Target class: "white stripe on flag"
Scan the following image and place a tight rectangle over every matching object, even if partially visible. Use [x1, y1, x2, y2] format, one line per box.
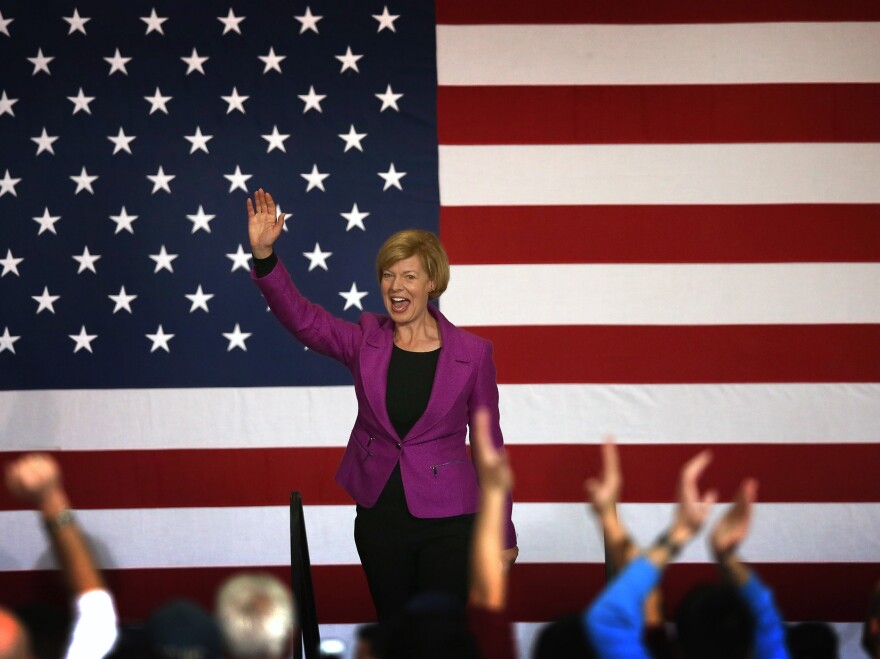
[436, 23, 880, 85]
[5, 503, 879, 570]
[438, 144, 880, 205]
[443, 263, 880, 325]
[3, 383, 879, 450]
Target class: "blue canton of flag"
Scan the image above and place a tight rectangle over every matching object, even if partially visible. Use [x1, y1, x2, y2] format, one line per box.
[0, 0, 439, 389]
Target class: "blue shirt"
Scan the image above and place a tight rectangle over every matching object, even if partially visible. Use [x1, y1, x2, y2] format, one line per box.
[585, 556, 788, 659]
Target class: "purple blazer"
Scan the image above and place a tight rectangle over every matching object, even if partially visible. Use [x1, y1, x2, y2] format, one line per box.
[253, 258, 516, 548]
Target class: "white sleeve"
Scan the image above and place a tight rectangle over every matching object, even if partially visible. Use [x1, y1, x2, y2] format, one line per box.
[64, 589, 119, 659]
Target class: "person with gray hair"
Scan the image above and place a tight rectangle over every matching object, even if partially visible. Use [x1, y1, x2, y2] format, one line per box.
[215, 573, 296, 659]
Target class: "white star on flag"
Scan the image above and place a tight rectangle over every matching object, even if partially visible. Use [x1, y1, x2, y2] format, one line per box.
[184, 127, 213, 154]
[338, 125, 367, 152]
[339, 282, 369, 311]
[28, 48, 54, 75]
[104, 49, 131, 75]
[259, 47, 286, 74]
[69, 326, 97, 354]
[294, 7, 322, 34]
[147, 166, 175, 194]
[32, 287, 61, 314]
[67, 88, 95, 115]
[0, 91, 18, 117]
[378, 163, 406, 191]
[301, 164, 329, 192]
[31, 128, 58, 155]
[226, 244, 252, 272]
[0, 169, 21, 196]
[0, 249, 23, 277]
[110, 207, 139, 234]
[217, 8, 245, 34]
[303, 243, 332, 271]
[149, 245, 178, 273]
[181, 48, 208, 75]
[341, 203, 369, 232]
[223, 324, 252, 351]
[336, 46, 363, 73]
[221, 87, 249, 114]
[70, 167, 98, 194]
[109, 286, 137, 314]
[140, 8, 167, 34]
[62, 9, 90, 35]
[107, 127, 136, 155]
[146, 325, 175, 353]
[186, 285, 214, 313]
[373, 6, 400, 32]
[33, 208, 61, 235]
[72, 246, 101, 274]
[375, 84, 403, 112]
[0, 327, 20, 354]
[262, 126, 290, 153]
[0, 11, 13, 37]
[187, 206, 215, 233]
[145, 87, 172, 114]
[298, 86, 326, 113]
[224, 166, 252, 193]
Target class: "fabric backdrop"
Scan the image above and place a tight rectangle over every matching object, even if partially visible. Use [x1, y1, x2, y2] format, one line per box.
[1, 0, 879, 650]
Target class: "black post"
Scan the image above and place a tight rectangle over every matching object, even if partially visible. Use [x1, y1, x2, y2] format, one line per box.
[290, 491, 320, 659]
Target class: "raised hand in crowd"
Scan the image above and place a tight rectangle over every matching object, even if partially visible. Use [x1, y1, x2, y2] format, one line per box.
[5, 453, 118, 659]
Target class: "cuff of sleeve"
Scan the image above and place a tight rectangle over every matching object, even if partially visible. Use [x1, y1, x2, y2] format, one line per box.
[253, 251, 278, 278]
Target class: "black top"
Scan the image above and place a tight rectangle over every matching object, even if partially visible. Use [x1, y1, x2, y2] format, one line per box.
[386, 344, 441, 439]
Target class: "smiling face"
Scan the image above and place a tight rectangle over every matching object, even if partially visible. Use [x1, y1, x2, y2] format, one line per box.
[381, 255, 434, 327]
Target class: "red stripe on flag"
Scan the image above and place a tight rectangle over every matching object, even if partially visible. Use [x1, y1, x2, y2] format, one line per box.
[2, 563, 875, 623]
[475, 325, 880, 384]
[506, 443, 880, 504]
[2, 444, 877, 510]
[441, 205, 880, 265]
[438, 84, 880, 145]
[435, 0, 880, 24]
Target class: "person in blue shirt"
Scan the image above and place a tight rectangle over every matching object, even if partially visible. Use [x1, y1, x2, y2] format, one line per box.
[584, 441, 788, 659]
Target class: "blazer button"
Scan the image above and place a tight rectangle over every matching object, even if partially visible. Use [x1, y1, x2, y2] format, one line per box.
[395, 441, 402, 450]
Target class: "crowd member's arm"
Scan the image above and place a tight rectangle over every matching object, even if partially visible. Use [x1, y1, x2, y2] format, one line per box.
[585, 441, 666, 650]
[469, 341, 517, 567]
[469, 409, 512, 612]
[467, 409, 517, 659]
[585, 449, 717, 659]
[711, 479, 788, 659]
[5, 454, 118, 659]
[585, 440, 637, 570]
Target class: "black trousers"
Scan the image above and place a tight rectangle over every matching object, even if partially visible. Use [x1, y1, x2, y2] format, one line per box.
[354, 465, 476, 621]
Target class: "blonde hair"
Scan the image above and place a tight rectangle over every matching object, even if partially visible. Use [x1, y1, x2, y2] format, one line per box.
[375, 229, 449, 300]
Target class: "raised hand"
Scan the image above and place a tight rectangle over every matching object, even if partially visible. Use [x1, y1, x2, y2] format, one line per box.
[247, 188, 286, 259]
[711, 478, 758, 560]
[585, 437, 621, 515]
[5, 453, 66, 511]
[472, 409, 513, 494]
[471, 408, 518, 571]
[673, 450, 718, 538]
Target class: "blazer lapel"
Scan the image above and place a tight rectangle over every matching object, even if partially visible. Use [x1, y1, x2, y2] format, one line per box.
[403, 305, 472, 442]
[359, 322, 398, 439]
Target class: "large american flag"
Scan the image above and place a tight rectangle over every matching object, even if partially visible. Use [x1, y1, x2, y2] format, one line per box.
[2, 0, 879, 655]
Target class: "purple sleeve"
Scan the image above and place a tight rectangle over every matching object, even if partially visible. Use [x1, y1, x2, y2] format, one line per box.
[251, 256, 361, 368]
